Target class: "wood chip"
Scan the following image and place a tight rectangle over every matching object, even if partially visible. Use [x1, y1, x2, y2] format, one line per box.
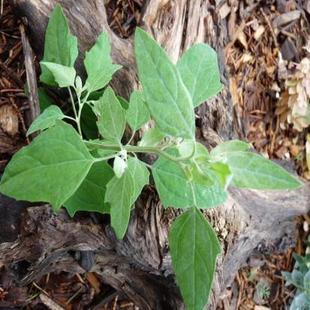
[86, 272, 101, 294]
[272, 10, 301, 28]
[254, 25, 265, 41]
[39, 294, 65, 310]
[237, 31, 248, 49]
[280, 37, 299, 61]
[0, 104, 19, 136]
[219, 3, 231, 19]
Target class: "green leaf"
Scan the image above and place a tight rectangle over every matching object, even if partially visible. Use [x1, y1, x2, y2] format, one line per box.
[127, 157, 149, 202]
[27, 105, 65, 136]
[211, 140, 251, 158]
[138, 127, 165, 147]
[40, 4, 78, 85]
[0, 121, 94, 209]
[64, 161, 114, 216]
[105, 157, 149, 239]
[152, 152, 227, 209]
[135, 28, 195, 139]
[290, 293, 310, 310]
[38, 88, 55, 111]
[80, 104, 98, 139]
[126, 91, 150, 131]
[93, 87, 126, 143]
[304, 270, 310, 294]
[176, 140, 195, 158]
[192, 143, 211, 163]
[226, 152, 302, 189]
[41, 62, 76, 87]
[177, 44, 222, 107]
[169, 207, 221, 310]
[118, 96, 129, 110]
[84, 32, 121, 92]
[209, 162, 232, 189]
[105, 168, 134, 239]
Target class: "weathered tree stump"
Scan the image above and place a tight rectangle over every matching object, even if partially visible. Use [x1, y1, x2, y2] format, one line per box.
[0, 1, 309, 309]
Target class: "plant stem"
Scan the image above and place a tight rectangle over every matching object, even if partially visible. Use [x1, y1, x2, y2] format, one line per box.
[75, 90, 91, 137]
[93, 154, 117, 163]
[84, 140, 195, 162]
[63, 115, 78, 123]
[68, 87, 78, 119]
[126, 130, 136, 145]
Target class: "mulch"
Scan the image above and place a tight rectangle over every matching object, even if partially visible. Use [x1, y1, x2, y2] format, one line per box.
[220, 0, 310, 308]
[0, 0, 309, 309]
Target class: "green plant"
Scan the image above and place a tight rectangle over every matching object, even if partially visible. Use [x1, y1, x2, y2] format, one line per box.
[0, 5, 302, 310]
[283, 236, 310, 310]
[255, 280, 270, 300]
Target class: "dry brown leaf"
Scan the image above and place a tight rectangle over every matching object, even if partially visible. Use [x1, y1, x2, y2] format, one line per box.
[254, 25, 265, 41]
[237, 31, 248, 49]
[306, 134, 310, 173]
[0, 104, 19, 136]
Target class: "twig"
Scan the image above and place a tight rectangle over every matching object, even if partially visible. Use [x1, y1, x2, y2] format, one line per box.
[260, 8, 279, 48]
[66, 284, 83, 305]
[112, 295, 118, 310]
[0, 61, 24, 88]
[39, 293, 65, 310]
[92, 292, 118, 310]
[20, 24, 40, 128]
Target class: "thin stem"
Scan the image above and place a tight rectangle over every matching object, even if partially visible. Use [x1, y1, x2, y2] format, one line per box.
[126, 130, 136, 145]
[63, 115, 78, 123]
[93, 154, 117, 163]
[84, 140, 196, 162]
[68, 87, 78, 119]
[75, 90, 91, 137]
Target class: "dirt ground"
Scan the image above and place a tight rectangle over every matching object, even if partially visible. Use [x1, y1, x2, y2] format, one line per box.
[0, 0, 309, 309]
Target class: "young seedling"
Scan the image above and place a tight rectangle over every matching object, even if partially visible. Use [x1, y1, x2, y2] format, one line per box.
[0, 5, 302, 310]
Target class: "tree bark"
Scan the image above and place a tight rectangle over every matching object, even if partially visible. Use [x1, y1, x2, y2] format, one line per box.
[1, 1, 309, 309]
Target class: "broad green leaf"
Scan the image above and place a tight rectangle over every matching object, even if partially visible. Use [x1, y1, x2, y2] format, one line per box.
[127, 157, 149, 202]
[226, 152, 302, 189]
[209, 162, 232, 189]
[169, 207, 221, 310]
[0, 121, 94, 209]
[64, 161, 114, 216]
[38, 88, 55, 111]
[84, 32, 121, 92]
[193, 143, 211, 164]
[139, 127, 165, 147]
[176, 140, 195, 158]
[135, 28, 195, 139]
[40, 5, 78, 85]
[304, 270, 310, 294]
[118, 96, 129, 110]
[290, 293, 310, 310]
[27, 105, 65, 136]
[211, 140, 251, 158]
[126, 91, 150, 131]
[80, 104, 98, 139]
[105, 157, 149, 239]
[177, 44, 222, 107]
[105, 168, 134, 239]
[41, 62, 76, 88]
[152, 152, 227, 209]
[93, 87, 126, 143]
